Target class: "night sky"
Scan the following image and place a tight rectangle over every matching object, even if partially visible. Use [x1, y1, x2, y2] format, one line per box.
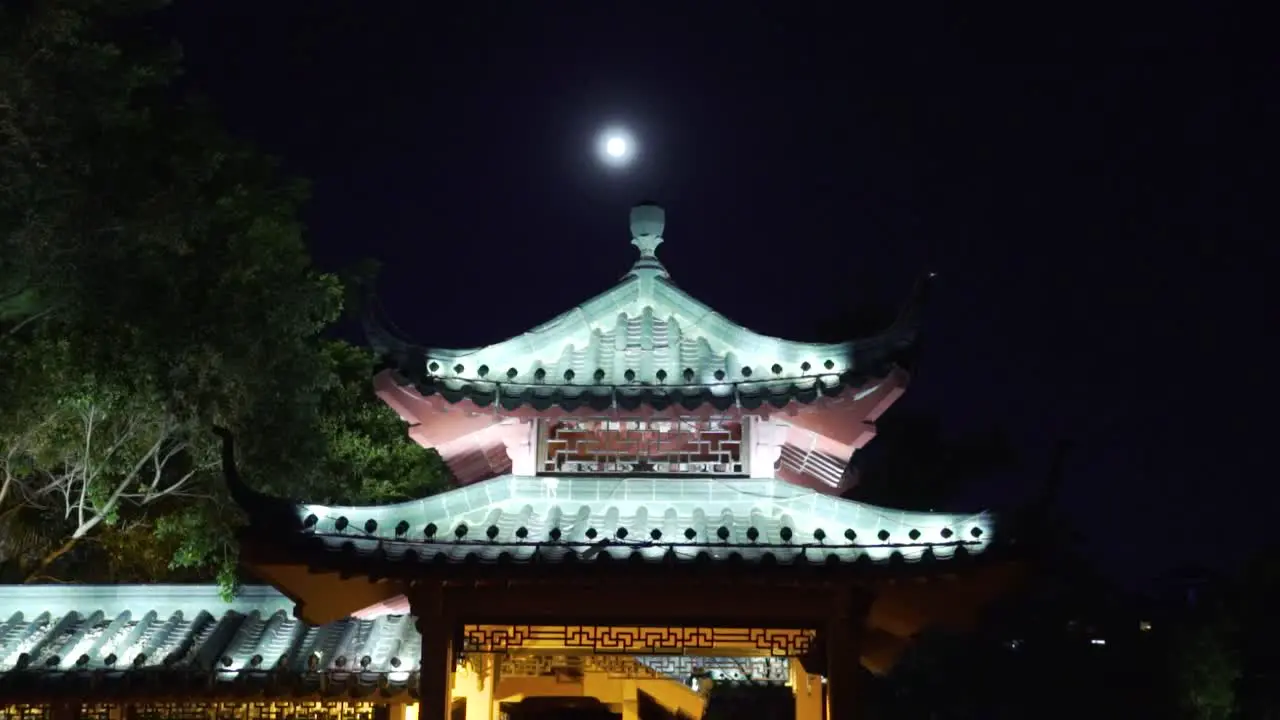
[166, 3, 1267, 585]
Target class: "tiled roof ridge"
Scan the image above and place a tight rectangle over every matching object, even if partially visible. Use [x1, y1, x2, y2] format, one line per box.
[0, 592, 425, 700]
[387, 368, 884, 416]
[296, 533, 988, 554]
[267, 473, 995, 569]
[0, 585, 291, 619]
[364, 273, 930, 412]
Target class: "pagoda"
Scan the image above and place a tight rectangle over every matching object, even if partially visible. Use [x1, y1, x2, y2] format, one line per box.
[236, 203, 1015, 719]
[0, 204, 1017, 720]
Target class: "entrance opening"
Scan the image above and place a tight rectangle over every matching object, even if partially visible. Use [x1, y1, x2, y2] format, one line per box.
[453, 624, 822, 720]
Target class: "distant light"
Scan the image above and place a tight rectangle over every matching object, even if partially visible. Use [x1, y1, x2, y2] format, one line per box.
[597, 127, 636, 168]
[1090, 638, 1107, 646]
[1139, 620, 1153, 632]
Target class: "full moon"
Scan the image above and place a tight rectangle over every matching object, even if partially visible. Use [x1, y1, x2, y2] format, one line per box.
[596, 127, 636, 168]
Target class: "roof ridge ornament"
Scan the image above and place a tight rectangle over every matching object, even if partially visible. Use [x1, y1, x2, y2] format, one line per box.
[626, 201, 669, 280]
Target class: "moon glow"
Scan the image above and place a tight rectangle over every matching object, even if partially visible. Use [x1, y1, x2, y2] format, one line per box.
[597, 127, 636, 168]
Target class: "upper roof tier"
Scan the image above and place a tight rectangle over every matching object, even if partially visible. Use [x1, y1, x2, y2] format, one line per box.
[367, 202, 929, 414]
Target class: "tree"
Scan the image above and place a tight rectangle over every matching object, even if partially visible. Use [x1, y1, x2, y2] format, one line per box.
[1169, 607, 1240, 720]
[848, 411, 1017, 509]
[0, 0, 448, 591]
[813, 295, 1018, 511]
[1231, 548, 1280, 718]
[0, 340, 215, 580]
[151, 342, 451, 591]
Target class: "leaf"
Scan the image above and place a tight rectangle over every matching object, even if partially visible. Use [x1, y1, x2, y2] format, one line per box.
[0, 1, 446, 589]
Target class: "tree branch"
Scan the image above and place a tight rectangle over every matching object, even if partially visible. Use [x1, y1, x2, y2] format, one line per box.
[0, 302, 60, 339]
[70, 431, 167, 540]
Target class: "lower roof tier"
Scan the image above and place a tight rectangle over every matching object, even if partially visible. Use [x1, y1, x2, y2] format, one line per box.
[288, 474, 994, 568]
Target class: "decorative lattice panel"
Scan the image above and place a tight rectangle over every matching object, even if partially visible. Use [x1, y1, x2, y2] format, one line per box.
[496, 654, 586, 681]
[77, 706, 116, 720]
[496, 654, 789, 685]
[636, 655, 790, 685]
[462, 625, 814, 657]
[539, 419, 745, 475]
[130, 702, 380, 720]
[132, 704, 217, 720]
[0, 706, 49, 720]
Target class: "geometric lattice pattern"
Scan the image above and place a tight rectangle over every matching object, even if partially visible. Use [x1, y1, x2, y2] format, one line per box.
[540, 418, 746, 476]
[638, 656, 791, 685]
[128, 702, 379, 720]
[0, 705, 380, 720]
[496, 654, 789, 685]
[462, 625, 814, 657]
[0, 706, 49, 720]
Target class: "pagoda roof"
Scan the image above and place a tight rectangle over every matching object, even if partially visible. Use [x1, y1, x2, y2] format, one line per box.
[366, 203, 929, 415]
[0, 585, 421, 701]
[253, 474, 993, 573]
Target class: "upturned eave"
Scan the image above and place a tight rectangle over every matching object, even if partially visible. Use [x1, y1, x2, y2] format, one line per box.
[364, 271, 931, 412]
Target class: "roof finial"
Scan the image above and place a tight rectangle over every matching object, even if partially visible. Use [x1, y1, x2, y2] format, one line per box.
[630, 201, 665, 258]
[627, 201, 668, 279]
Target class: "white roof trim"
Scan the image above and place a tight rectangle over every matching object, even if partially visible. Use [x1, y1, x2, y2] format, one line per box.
[425, 277, 857, 389]
[298, 475, 992, 566]
[0, 585, 293, 620]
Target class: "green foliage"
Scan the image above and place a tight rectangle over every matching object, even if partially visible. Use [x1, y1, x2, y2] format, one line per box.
[1169, 609, 1240, 720]
[309, 341, 451, 505]
[0, 0, 447, 591]
[1231, 550, 1280, 716]
[153, 342, 450, 594]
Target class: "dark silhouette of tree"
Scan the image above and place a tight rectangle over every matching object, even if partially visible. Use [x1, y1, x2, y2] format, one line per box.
[846, 411, 1018, 510]
[813, 294, 1017, 511]
[1168, 604, 1239, 720]
[1230, 548, 1280, 718]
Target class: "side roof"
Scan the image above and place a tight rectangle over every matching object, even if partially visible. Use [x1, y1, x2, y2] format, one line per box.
[0, 585, 421, 701]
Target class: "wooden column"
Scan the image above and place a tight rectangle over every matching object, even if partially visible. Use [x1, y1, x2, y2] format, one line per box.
[464, 655, 496, 720]
[413, 582, 455, 720]
[620, 678, 640, 720]
[791, 662, 824, 720]
[825, 588, 869, 720]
